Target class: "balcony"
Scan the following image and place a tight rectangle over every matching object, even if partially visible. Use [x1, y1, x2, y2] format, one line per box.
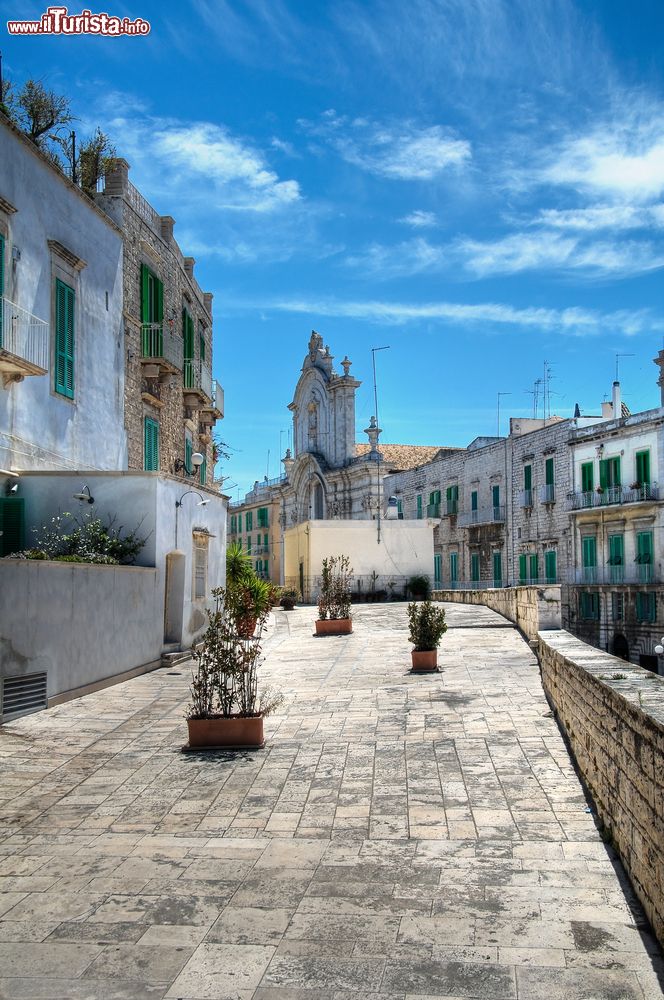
[183, 360, 212, 406]
[0, 297, 48, 386]
[519, 489, 533, 508]
[566, 483, 659, 511]
[140, 322, 182, 376]
[253, 544, 270, 555]
[571, 564, 655, 585]
[200, 378, 224, 426]
[539, 484, 555, 504]
[458, 505, 506, 527]
[426, 502, 441, 518]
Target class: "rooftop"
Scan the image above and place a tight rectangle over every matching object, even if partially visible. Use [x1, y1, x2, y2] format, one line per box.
[355, 442, 461, 470]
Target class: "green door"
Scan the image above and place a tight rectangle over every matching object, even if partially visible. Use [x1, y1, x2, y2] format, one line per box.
[471, 552, 480, 584]
[492, 485, 500, 511]
[493, 551, 502, 588]
[544, 550, 557, 584]
[529, 553, 538, 582]
[140, 264, 163, 356]
[519, 554, 527, 584]
[582, 536, 597, 582]
[581, 461, 594, 493]
[635, 451, 650, 488]
[608, 534, 624, 583]
[636, 531, 653, 583]
[0, 497, 25, 556]
[450, 552, 458, 589]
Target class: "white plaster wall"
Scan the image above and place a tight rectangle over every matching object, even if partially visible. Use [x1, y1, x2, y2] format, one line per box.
[0, 122, 126, 472]
[0, 559, 161, 699]
[572, 428, 658, 489]
[284, 519, 435, 592]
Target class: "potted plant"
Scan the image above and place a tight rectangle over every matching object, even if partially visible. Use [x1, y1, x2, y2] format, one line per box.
[316, 555, 353, 635]
[279, 588, 298, 610]
[185, 587, 283, 750]
[408, 574, 431, 600]
[226, 540, 252, 588]
[408, 600, 448, 671]
[227, 575, 272, 638]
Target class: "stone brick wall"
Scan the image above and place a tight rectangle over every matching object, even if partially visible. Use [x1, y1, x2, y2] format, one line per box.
[96, 164, 217, 487]
[538, 629, 664, 946]
[433, 585, 562, 641]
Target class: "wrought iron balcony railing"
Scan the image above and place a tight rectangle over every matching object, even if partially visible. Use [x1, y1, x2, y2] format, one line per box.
[0, 297, 49, 373]
[140, 322, 183, 369]
[519, 489, 533, 508]
[457, 505, 506, 527]
[183, 359, 212, 401]
[426, 502, 441, 518]
[539, 484, 556, 504]
[571, 565, 655, 585]
[566, 483, 659, 511]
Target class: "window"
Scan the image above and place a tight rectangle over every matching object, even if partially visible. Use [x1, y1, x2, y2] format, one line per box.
[397, 499, 403, 517]
[580, 592, 600, 620]
[636, 531, 653, 583]
[416, 494, 422, 519]
[524, 465, 532, 491]
[635, 592, 656, 622]
[434, 554, 442, 588]
[581, 461, 594, 493]
[544, 549, 557, 584]
[237, 512, 242, 533]
[246, 510, 253, 532]
[492, 484, 500, 510]
[471, 552, 480, 583]
[519, 554, 527, 585]
[184, 435, 193, 475]
[140, 263, 163, 357]
[445, 485, 458, 515]
[199, 321, 206, 363]
[599, 456, 621, 489]
[257, 507, 269, 528]
[582, 536, 597, 582]
[0, 497, 25, 556]
[608, 534, 624, 583]
[493, 551, 502, 588]
[542, 457, 555, 502]
[182, 307, 195, 387]
[230, 514, 237, 534]
[144, 417, 159, 471]
[545, 458, 554, 486]
[199, 457, 207, 486]
[193, 534, 208, 601]
[428, 490, 441, 516]
[247, 535, 252, 554]
[611, 593, 624, 620]
[635, 450, 650, 486]
[471, 490, 478, 512]
[529, 553, 538, 582]
[54, 278, 75, 398]
[450, 551, 458, 587]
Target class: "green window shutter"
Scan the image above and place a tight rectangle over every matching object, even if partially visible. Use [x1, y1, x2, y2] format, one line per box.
[545, 550, 557, 583]
[246, 511, 253, 531]
[230, 514, 236, 533]
[471, 490, 478, 511]
[524, 465, 532, 491]
[471, 552, 480, 583]
[199, 458, 207, 485]
[529, 553, 538, 581]
[434, 554, 441, 585]
[608, 456, 621, 486]
[582, 537, 597, 567]
[608, 534, 624, 566]
[545, 458, 554, 486]
[636, 593, 656, 622]
[416, 495, 422, 518]
[397, 499, 402, 515]
[637, 531, 653, 564]
[185, 437, 192, 475]
[450, 552, 458, 583]
[492, 485, 500, 508]
[264, 533, 268, 547]
[581, 462, 594, 492]
[493, 551, 502, 587]
[635, 450, 650, 485]
[0, 497, 25, 556]
[54, 279, 75, 398]
[599, 459, 608, 489]
[238, 513, 242, 533]
[519, 554, 527, 584]
[140, 263, 150, 324]
[199, 332, 205, 362]
[247, 535, 252, 554]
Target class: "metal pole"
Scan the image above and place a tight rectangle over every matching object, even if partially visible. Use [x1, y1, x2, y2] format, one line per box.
[371, 346, 390, 544]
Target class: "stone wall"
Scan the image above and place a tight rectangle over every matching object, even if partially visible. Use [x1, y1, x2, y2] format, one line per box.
[433, 585, 562, 641]
[538, 629, 664, 946]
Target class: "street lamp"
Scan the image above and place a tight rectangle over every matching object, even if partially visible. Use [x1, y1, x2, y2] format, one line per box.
[174, 489, 209, 548]
[654, 637, 664, 655]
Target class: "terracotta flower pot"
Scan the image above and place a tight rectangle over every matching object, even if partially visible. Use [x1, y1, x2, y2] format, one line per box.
[411, 649, 438, 670]
[315, 618, 353, 636]
[186, 715, 264, 750]
[236, 615, 258, 638]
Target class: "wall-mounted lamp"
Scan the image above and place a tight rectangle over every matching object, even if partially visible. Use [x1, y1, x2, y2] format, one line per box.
[11, 245, 21, 263]
[174, 452, 204, 477]
[72, 484, 95, 504]
[596, 444, 605, 457]
[4, 480, 18, 496]
[174, 489, 209, 548]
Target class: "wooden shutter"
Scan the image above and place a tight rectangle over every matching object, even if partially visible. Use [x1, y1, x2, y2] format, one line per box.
[416, 495, 422, 518]
[493, 551, 502, 586]
[599, 459, 608, 489]
[524, 465, 532, 490]
[185, 436, 192, 474]
[637, 531, 653, 564]
[608, 535, 623, 566]
[545, 550, 556, 583]
[529, 553, 538, 581]
[450, 552, 458, 582]
[492, 485, 500, 508]
[144, 418, 159, 470]
[581, 462, 593, 492]
[434, 554, 441, 585]
[582, 536, 596, 567]
[519, 554, 527, 584]
[55, 279, 75, 398]
[545, 458, 554, 486]
[636, 451, 650, 485]
[471, 553, 480, 582]
[0, 498, 25, 556]
[471, 490, 478, 511]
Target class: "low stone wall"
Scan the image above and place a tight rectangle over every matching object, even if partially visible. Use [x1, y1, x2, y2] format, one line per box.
[432, 585, 561, 641]
[539, 629, 664, 946]
[0, 559, 163, 713]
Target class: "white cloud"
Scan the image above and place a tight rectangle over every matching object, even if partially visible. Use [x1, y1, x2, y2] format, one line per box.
[235, 294, 662, 338]
[399, 210, 438, 228]
[532, 205, 662, 231]
[300, 113, 471, 180]
[345, 238, 444, 278]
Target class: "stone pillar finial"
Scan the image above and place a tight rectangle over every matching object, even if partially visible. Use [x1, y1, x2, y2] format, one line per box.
[341, 356, 352, 376]
[203, 292, 214, 315]
[184, 257, 195, 278]
[364, 415, 382, 456]
[160, 216, 175, 242]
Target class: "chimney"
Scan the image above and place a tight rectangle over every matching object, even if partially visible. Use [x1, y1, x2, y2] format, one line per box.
[103, 158, 130, 197]
[160, 216, 174, 242]
[654, 350, 664, 406]
[203, 292, 213, 315]
[612, 381, 621, 419]
[183, 257, 195, 279]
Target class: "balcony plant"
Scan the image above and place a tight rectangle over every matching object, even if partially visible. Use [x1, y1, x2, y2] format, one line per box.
[186, 587, 283, 750]
[408, 600, 448, 671]
[316, 554, 353, 635]
[280, 588, 298, 610]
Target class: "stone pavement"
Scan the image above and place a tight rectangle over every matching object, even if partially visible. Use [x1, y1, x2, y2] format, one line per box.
[0, 602, 662, 1000]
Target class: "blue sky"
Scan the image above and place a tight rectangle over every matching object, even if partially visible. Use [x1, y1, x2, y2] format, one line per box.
[3, 0, 664, 497]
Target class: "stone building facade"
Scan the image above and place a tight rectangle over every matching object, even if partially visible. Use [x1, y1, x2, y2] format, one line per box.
[96, 160, 222, 489]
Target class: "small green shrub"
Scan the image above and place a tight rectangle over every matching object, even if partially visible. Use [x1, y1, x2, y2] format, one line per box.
[408, 574, 431, 600]
[6, 511, 146, 565]
[408, 600, 447, 651]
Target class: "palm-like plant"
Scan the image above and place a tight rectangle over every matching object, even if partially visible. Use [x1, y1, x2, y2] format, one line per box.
[226, 540, 252, 588]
